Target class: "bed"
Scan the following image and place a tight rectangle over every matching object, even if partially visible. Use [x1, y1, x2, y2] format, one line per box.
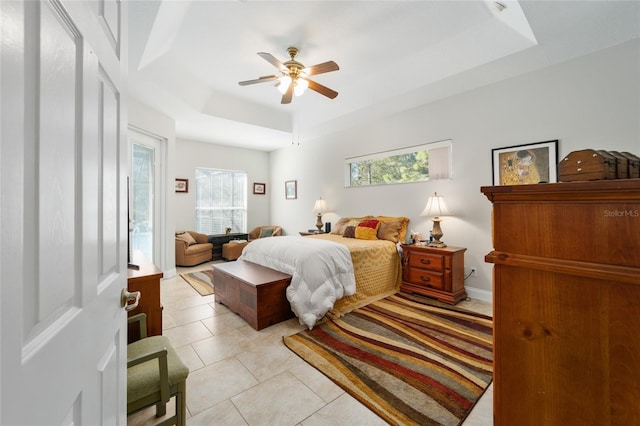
[238, 216, 408, 329]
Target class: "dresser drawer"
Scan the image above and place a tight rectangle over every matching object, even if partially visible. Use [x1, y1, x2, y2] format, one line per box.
[407, 251, 445, 272]
[404, 269, 445, 290]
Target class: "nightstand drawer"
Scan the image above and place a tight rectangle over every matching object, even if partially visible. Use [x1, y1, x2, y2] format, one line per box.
[404, 269, 445, 290]
[407, 251, 444, 272]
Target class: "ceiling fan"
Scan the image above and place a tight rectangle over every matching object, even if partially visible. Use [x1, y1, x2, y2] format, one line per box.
[238, 47, 339, 104]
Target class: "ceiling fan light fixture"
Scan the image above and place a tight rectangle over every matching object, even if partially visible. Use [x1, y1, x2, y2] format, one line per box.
[294, 78, 308, 96]
[239, 47, 339, 104]
[277, 75, 292, 93]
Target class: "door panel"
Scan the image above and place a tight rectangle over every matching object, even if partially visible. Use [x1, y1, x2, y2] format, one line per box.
[31, 0, 78, 340]
[100, 69, 121, 277]
[1, 1, 127, 424]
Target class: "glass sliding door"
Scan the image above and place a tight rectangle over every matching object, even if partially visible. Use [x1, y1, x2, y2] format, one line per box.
[132, 143, 154, 260]
[129, 128, 164, 265]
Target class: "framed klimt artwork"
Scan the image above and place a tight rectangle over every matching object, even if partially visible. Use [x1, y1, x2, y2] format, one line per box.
[492, 140, 559, 185]
[285, 180, 297, 199]
[253, 182, 266, 195]
[175, 178, 189, 193]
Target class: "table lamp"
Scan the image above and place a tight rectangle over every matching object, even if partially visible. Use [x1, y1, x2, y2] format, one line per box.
[312, 198, 329, 233]
[420, 192, 450, 247]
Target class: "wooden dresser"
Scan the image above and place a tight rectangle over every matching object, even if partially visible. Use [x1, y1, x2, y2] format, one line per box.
[127, 259, 163, 343]
[400, 244, 467, 304]
[481, 180, 640, 426]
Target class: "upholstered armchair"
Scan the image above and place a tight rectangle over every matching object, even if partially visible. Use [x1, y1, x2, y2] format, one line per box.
[222, 226, 282, 261]
[175, 231, 213, 267]
[127, 313, 189, 425]
[248, 225, 282, 241]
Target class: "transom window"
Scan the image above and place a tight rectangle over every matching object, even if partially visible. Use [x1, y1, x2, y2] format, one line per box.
[345, 139, 452, 187]
[195, 168, 247, 235]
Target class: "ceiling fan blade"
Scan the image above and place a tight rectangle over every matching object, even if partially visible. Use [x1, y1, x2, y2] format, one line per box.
[238, 75, 279, 86]
[304, 61, 339, 76]
[257, 52, 288, 73]
[281, 83, 294, 104]
[307, 79, 338, 99]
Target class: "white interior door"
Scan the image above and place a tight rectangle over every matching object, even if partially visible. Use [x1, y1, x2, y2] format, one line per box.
[1, 1, 128, 424]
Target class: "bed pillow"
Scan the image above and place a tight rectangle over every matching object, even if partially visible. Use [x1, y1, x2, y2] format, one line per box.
[375, 216, 410, 243]
[342, 225, 356, 238]
[331, 217, 352, 235]
[259, 227, 274, 238]
[175, 231, 197, 246]
[331, 216, 373, 235]
[376, 221, 404, 243]
[355, 219, 380, 240]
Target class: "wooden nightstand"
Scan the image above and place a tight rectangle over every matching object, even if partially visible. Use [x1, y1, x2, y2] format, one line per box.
[400, 244, 467, 304]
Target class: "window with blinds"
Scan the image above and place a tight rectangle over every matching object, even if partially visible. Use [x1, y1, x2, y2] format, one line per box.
[345, 139, 452, 187]
[195, 168, 247, 235]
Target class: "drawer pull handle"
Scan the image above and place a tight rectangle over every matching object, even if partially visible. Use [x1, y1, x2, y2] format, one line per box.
[420, 259, 431, 265]
[420, 275, 431, 282]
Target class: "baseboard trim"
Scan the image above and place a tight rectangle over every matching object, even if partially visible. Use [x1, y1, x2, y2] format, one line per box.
[163, 268, 177, 279]
[464, 286, 492, 303]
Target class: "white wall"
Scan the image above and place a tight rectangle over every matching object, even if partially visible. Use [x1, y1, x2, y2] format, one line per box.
[128, 99, 177, 277]
[174, 138, 271, 232]
[269, 39, 640, 302]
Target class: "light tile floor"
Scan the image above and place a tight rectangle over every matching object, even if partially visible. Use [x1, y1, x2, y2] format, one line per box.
[128, 260, 493, 426]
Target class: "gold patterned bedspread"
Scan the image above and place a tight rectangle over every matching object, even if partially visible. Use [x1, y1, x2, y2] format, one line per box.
[307, 234, 402, 317]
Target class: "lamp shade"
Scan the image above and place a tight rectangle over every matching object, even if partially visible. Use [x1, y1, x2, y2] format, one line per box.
[420, 192, 450, 217]
[294, 78, 309, 96]
[312, 198, 328, 214]
[277, 76, 292, 93]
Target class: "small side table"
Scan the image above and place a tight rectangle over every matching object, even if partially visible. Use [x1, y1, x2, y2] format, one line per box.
[400, 244, 467, 304]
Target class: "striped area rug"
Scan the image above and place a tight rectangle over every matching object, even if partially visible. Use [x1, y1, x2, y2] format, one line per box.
[180, 270, 214, 296]
[283, 292, 493, 426]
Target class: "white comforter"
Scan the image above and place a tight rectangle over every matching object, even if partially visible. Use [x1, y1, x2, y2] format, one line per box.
[237, 236, 356, 329]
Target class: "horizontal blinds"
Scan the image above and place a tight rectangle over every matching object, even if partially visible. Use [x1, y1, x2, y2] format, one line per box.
[195, 168, 247, 234]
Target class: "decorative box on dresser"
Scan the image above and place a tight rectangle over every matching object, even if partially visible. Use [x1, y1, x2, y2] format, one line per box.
[481, 180, 640, 426]
[400, 244, 467, 304]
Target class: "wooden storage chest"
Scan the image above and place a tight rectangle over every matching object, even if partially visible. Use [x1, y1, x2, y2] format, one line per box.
[558, 149, 617, 182]
[621, 151, 640, 178]
[213, 260, 294, 330]
[481, 180, 640, 426]
[608, 150, 629, 179]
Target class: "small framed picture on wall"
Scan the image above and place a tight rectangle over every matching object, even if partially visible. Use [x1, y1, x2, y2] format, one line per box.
[285, 180, 297, 199]
[175, 178, 188, 193]
[253, 182, 266, 195]
[491, 140, 558, 185]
